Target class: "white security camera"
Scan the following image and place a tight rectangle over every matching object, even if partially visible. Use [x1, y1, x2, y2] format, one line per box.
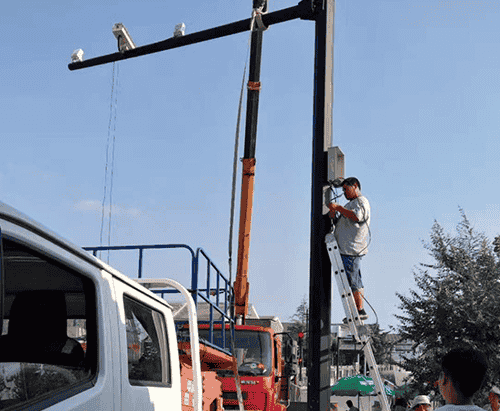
[71, 49, 84, 63]
[174, 23, 185, 37]
[112, 23, 136, 53]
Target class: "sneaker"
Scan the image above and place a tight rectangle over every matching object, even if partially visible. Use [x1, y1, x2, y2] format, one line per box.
[358, 309, 368, 321]
[343, 310, 369, 323]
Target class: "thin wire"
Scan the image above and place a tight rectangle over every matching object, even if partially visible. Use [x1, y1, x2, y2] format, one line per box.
[228, 62, 248, 286]
[363, 294, 379, 325]
[100, 62, 116, 260]
[99, 62, 119, 264]
[227, 65, 247, 411]
[107, 63, 119, 258]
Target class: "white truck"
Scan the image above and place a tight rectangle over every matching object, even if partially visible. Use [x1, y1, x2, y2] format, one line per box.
[0, 201, 205, 411]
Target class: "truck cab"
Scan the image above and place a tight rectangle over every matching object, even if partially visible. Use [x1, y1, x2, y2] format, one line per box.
[0, 202, 189, 411]
[198, 318, 293, 411]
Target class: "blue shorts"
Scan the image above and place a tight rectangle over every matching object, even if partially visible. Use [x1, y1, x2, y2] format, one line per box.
[341, 255, 364, 292]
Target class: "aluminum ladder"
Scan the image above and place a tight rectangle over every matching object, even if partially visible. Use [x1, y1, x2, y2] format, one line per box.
[325, 231, 391, 411]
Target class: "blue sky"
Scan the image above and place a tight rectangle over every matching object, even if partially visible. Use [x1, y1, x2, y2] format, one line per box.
[1, 0, 499, 331]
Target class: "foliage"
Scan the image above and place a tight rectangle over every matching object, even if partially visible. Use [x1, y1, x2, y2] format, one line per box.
[369, 324, 396, 368]
[288, 295, 308, 338]
[4, 364, 87, 406]
[288, 296, 309, 363]
[395, 210, 500, 404]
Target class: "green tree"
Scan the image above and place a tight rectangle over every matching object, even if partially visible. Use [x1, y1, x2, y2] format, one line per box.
[368, 324, 396, 368]
[395, 210, 500, 403]
[288, 296, 308, 364]
[288, 295, 308, 338]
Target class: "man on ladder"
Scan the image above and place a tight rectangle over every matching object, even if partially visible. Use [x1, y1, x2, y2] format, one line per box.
[328, 176, 371, 321]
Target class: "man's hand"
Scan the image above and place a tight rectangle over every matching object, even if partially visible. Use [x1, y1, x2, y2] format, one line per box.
[328, 202, 359, 222]
[328, 202, 340, 218]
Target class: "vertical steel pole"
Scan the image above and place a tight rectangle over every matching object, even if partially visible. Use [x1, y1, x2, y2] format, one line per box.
[307, 1, 335, 411]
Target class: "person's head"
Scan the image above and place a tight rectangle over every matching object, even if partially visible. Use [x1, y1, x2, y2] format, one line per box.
[346, 400, 354, 408]
[437, 348, 488, 403]
[411, 395, 432, 411]
[489, 386, 500, 411]
[342, 177, 361, 200]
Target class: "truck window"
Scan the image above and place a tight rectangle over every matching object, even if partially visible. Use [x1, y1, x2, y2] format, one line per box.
[124, 295, 171, 387]
[0, 239, 96, 410]
[198, 329, 272, 376]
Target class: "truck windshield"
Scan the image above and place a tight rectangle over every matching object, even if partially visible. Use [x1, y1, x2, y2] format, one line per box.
[198, 329, 272, 376]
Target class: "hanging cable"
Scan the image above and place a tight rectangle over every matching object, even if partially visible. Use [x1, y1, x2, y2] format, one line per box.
[363, 294, 379, 326]
[107, 63, 119, 252]
[228, 62, 248, 287]
[228, 47, 250, 411]
[99, 62, 119, 263]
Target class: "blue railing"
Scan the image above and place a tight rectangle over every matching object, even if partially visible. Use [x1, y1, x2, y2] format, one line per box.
[83, 243, 235, 355]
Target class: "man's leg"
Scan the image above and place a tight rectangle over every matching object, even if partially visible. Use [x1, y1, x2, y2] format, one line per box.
[341, 255, 368, 320]
[353, 288, 368, 320]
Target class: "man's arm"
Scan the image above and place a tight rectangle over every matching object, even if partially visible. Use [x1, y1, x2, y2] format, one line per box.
[328, 203, 359, 222]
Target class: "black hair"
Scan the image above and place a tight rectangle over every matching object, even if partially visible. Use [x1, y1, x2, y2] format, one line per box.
[441, 348, 488, 398]
[343, 177, 361, 191]
[346, 401, 353, 407]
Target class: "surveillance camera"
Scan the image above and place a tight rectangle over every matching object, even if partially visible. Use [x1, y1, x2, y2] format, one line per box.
[173, 23, 186, 37]
[71, 49, 84, 63]
[112, 23, 136, 53]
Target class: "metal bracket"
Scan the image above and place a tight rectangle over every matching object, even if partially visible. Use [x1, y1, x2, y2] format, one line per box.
[299, 0, 325, 20]
[252, 1, 269, 32]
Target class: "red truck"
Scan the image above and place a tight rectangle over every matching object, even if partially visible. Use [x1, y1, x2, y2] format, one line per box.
[198, 318, 294, 411]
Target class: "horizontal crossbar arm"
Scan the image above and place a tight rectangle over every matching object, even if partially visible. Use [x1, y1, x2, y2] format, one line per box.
[68, 2, 312, 71]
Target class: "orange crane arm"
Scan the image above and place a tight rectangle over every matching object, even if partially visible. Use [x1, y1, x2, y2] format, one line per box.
[234, 158, 256, 319]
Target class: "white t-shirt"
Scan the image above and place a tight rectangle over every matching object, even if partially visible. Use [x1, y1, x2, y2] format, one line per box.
[435, 404, 486, 411]
[334, 195, 371, 256]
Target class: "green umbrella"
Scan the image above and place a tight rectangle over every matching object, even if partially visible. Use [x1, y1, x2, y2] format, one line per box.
[331, 375, 395, 397]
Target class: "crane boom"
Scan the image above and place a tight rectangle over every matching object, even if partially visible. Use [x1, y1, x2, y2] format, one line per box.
[233, 2, 267, 322]
[234, 158, 256, 319]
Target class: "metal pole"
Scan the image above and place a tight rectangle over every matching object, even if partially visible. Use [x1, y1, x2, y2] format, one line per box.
[307, 1, 335, 411]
